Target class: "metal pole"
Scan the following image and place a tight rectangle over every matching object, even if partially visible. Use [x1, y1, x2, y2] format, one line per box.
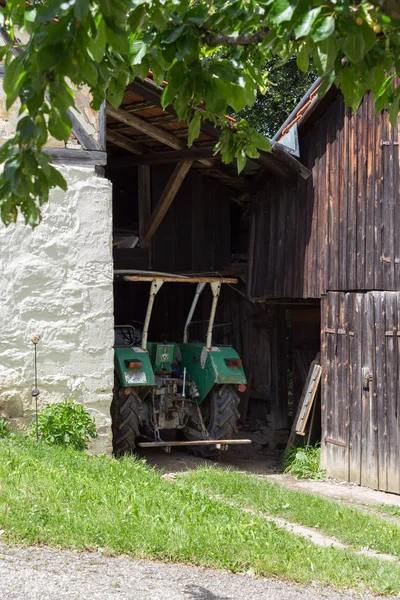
[141, 279, 163, 350]
[206, 282, 221, 350]
[31, 334, 41, 442]
[183, 282, 206, 343]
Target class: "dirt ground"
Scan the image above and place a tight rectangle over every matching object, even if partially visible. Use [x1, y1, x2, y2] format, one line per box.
[136, 428, 282, 476]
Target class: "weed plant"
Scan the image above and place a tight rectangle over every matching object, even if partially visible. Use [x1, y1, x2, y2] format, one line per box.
[30, 400, 97, 450]
[283, 444, 324, 480]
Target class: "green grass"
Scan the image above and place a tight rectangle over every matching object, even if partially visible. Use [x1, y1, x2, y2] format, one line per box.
[377, 505, 400, 518]
[182, 467, 400, 558]
[1, 437, 400, 595]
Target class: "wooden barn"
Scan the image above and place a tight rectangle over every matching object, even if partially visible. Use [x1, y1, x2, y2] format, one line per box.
[250, 81, 400, 492]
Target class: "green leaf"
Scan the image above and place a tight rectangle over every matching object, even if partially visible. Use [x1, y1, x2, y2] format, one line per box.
[3, 55, 24, 97]
[128, 5, 146, 33]
[228, 82, 250, 113]
[370, 64, 386, 97]
[17, 116, 38, 141]
[268, 0, 295, 25]
[162, 25, 185, 44]
[237, 152, 246, 174]
[130, 39, 148, 65]
[48, 165, 68, 191]
[251, 131, 272, 153]
[343, 33, 365, 63]
[162, 60, 187, 108]
[296, 42, 309, 72]
[187, 114, 201, 147]
[106, 25, 129, 55]
[88, 21, 107, 62]
[294, 7, 321, 39]
[108, 75, 127, 108]
[48, 110, 71, 141]
[360, 21, 376, 53]
[177, 33, 199, 65]
[389, 94, 400, 128]
[340, 67, 363, 111]
[209, 62, 240, 84]
[74, 0, 89, 20]
[311, 15, 335, 42]
[313, 37, 338, 75]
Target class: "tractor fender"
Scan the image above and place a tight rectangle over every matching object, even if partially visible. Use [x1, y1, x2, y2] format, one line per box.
[179, 343, 246, 402]
[114, 346, 155, 388]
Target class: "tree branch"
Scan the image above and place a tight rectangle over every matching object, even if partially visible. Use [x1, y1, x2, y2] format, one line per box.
[203, 27, 269, 47]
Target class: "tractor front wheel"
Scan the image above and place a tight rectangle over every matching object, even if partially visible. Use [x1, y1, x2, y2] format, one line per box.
[183, 384, 240, 458]
[111, 377, 141, 455]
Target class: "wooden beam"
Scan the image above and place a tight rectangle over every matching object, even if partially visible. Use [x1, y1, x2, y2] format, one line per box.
[138, 165, 152, 249]
[107, 102, 185, 150]
[106, 129, 149, 155]
[98, 101, 107, 151]
[108, 146, 217, 168]
[45, 148, 107, 166]
[143, 160, 192, 242]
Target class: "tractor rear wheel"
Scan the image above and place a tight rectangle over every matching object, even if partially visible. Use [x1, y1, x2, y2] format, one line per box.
[183, 384, 240, 458]
[111, 377, 141, 455]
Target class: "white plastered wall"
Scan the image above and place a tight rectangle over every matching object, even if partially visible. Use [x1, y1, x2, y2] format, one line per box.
[0, 166, 114, 453]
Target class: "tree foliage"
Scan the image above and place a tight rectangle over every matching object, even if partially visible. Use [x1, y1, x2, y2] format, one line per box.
[237, 57, 317, 137]
[0, 0, 399, 225]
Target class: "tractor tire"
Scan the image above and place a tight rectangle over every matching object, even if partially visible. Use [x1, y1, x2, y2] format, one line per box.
[184, 384, 241, 458]
[111, 378, 141, 455]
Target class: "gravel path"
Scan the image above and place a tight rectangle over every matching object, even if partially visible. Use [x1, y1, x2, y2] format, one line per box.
[0, 544, 384, 600]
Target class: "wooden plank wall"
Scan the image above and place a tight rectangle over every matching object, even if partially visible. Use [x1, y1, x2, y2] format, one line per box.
[250, 92, 400, 299]
[151, 166, 231, 273]
[321, 291, 400, 492]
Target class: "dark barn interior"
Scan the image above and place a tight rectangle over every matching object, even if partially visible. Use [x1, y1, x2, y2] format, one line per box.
[105, 77, 315, 451]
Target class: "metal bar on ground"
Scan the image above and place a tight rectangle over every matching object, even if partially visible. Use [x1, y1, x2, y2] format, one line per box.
[138, 439, 252, 447]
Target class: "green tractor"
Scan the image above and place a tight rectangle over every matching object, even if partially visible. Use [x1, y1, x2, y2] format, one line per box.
[112, 274, 250, 458]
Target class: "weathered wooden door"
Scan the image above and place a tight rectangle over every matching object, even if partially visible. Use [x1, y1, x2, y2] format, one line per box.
[321, 291, 400, 492]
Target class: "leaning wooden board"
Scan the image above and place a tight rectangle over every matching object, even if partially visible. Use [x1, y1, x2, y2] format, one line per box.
[286, 357, 322, 448]
[295, 363, 322, 436]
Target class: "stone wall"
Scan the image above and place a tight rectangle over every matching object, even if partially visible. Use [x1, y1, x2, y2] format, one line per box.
[0, 166, 114, 453]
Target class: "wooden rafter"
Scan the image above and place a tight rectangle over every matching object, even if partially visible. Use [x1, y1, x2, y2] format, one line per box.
[106, 103, 216, 168]
[108, 146, 217, 168]
[106, 129, 149, 155]
[143, 159, 193, 243]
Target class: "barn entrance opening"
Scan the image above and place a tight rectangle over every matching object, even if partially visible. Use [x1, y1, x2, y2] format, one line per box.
[103, 78, 311, 468]
[285, 303, 322, 446]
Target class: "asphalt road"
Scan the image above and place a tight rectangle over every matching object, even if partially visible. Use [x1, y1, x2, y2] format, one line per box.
[0, 544, 383, 600]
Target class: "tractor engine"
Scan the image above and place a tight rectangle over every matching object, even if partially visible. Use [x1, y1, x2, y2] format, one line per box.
[148, 343, 199, 431]
[153, 377, 188, 429]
